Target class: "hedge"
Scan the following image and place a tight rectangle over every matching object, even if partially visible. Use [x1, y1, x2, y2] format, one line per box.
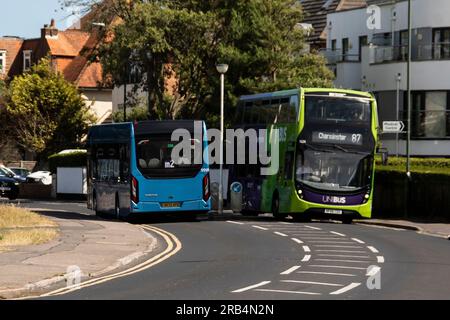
[375, 156, 450, 176]
[48, 151, 87, 174]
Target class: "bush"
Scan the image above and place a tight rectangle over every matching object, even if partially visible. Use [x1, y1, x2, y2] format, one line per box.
[48, 151, 87, 174]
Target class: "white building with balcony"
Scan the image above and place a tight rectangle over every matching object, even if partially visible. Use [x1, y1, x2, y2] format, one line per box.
[325, 0, 450, 156]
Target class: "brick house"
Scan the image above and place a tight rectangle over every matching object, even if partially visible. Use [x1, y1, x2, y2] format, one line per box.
[0, 19, 113, 161]
[0, 19, 113, 124]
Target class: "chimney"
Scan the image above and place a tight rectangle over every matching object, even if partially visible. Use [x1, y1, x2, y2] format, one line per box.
[41, 19, 58, 39]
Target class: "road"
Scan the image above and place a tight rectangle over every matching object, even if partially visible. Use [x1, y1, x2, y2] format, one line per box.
[13, 200, 450, 300]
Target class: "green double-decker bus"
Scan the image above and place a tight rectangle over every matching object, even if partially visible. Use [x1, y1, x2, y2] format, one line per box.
[232, 88, 379, 224]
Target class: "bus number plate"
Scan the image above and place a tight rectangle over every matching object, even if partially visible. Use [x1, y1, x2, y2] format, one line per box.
[162, 202, 181, 208]
[325, 209, 343, 215]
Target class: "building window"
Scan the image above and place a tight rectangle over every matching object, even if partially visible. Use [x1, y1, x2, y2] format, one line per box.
[0, 51, 6, 74]
[433, 28, 450, 60]
[359, 36, 368, 61]
[23, 50, 32, 72]
[410, 91, 450, 139]
[331, 39, 337, 51]
[342, 38, 349, 61]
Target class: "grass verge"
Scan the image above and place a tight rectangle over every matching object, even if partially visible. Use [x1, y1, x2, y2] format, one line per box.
[0, 205, 58, 252]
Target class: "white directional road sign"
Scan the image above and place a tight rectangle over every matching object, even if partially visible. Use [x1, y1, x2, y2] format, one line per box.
[383, 121, 405, 133]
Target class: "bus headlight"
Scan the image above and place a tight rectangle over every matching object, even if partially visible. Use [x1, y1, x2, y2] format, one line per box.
[364, 194, 370, 200]
[298, 190, 303, 199]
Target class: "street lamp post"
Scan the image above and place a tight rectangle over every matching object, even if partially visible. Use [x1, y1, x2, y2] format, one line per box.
[406, 0, 412, 175]
[216, 64, 229, 215]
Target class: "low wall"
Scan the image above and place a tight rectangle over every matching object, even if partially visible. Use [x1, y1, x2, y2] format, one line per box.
[373, 171, 450, 220]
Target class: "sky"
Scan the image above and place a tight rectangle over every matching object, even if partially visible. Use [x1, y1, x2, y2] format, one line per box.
[0, 0, 83, 39]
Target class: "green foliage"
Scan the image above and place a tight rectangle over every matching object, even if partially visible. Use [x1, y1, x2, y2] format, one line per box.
[48, 151, 88, 174]
[3, 57, 96, 158]
[112, 106, 149, 122]
[68, 0, 334, 127]
[376, 156, 450, 176]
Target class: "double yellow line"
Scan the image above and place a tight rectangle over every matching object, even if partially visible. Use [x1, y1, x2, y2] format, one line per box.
[21, 225, 182, 299]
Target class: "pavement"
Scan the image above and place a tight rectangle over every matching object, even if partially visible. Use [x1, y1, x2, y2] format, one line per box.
[0, 206, 161, 299]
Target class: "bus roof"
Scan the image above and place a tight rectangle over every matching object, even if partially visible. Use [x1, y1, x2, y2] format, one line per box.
[303, 88, 374, 99]
[87, 123, 132, 144]
[239, 89, 300, 101]
[239, 88, 373, 101]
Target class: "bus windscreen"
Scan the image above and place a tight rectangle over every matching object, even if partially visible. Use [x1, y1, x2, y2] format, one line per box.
[135, 134, 203, 178]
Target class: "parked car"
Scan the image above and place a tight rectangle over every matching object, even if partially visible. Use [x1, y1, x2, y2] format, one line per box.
[0, 165, 26, 183]
[9, 167, 31, 179]
[26, 171, 52, 185]
[0, 175, 19, 200]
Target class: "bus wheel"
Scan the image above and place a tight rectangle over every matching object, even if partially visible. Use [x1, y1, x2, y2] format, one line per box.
[342, 217, 353, 225]
[272, 194, 285, 220]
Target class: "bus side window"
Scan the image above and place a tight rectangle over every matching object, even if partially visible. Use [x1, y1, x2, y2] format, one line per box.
[271, 99, 280, 123]
[278, 98, 291, 123]
[289, 95, 299, 123]
[235, 101, 245, 125]
[284, 152, 294, 180]
[243, 101, 253, 124]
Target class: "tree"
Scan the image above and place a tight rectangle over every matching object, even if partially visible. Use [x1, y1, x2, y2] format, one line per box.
[3, 58, 96, 159]
[62, 0, 334, 126]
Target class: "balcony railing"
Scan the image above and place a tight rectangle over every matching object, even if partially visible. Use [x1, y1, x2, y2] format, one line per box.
[372, 42, 450, 64]
[319, 49, 360, 65]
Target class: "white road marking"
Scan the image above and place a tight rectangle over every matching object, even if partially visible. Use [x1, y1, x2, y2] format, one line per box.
[330, 231, 346, 237]
[253, 225, 269, 231]
[366, 266, 381, 277]
[297, 271, 356, 277]
[314, 245, 362, 248]
[281, 280, 343, 287]
[315, 259, 370, 264]
[367, 246, 379, 253]
[303, 246, 311, 253]
[298, 237, 345, 240]
[227, 221, 244, 225]
[232, 281, 271, 293]
[309, 241, 355, 244]
[255, 289, 321, 296]
[377, 256, 385, 263]
[309, 265, 367, 270]
[316, 250, 367, 253]
[274, 231, 288, 237]
[330, 283, 361, 295]
[304, 226, 322, 230]
[301, 255, 311, 262]
[279, 222, 292, 225]
[351, 238, 365, 244]
[280, 266, 301, 275]
[318, 254, 371, 259]
[291, 238, 304, 244]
